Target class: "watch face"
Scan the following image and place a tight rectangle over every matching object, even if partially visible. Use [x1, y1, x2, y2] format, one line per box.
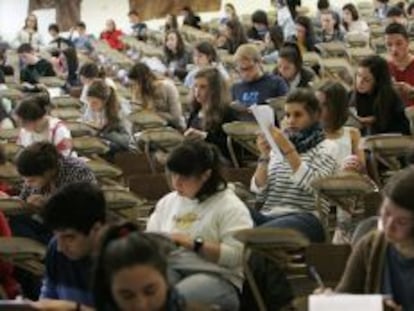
[193, 237, 204, 252]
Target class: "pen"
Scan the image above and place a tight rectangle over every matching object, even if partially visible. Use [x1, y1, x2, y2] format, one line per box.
[309, 265, 325, 289]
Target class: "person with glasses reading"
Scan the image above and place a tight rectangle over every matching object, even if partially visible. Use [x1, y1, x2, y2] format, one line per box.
[231, 44, 288, 120]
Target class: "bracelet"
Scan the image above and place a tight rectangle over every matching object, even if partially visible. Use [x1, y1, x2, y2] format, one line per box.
[258, 156, 270, 164]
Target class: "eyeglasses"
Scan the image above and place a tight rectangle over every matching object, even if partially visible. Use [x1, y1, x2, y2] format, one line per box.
[236, 63, 257, 73]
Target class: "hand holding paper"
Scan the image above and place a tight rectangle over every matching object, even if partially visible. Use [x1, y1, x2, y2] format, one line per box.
[250, 104, 282, 158]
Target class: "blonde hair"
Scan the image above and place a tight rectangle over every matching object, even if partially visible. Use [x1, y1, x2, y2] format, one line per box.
[234, 43, 261, 63]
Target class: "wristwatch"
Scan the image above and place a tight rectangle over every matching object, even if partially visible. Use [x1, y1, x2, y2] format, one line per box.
[193, 236, 204, 253]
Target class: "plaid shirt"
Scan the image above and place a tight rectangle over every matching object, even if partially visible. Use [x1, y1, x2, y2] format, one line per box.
[19, 157, 97, 201]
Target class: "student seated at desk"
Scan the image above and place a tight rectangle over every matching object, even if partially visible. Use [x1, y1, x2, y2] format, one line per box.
[231, 44, 288, 118]
[335, 168, 414, 311]
[10, 142, 96, 244]
[15, 93, 74, 157]
[17, 43, 55, 86]
[31, 182, 105, 311]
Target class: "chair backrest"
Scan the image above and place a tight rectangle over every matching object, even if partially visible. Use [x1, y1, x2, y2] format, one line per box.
[405, 106, 414, 134]
[128, 173, 170, 202]
[72, 136, 110, 156]
[305, 243, 351, 286]
[114, 151, 153, 180]
[65, 121, 98, 138]
[362, 134, 414, 186]
[222, 167, 255, 188]
[128, 110, 168, 131]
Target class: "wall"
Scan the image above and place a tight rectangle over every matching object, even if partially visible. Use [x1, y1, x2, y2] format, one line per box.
[0, 0, 362, 44]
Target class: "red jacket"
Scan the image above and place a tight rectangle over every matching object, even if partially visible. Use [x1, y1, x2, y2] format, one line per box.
[0, 181, 20, 298]
[100, 30, 124, 50]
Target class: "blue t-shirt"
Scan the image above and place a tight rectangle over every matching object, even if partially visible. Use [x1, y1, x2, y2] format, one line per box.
[231, 73, 288, 108]
[40, 238, 93, 307]
[382, 245, 414, 310]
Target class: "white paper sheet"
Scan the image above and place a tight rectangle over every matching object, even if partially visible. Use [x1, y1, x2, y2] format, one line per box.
[309, 294, 383, 311]
[250, 104, 282, 158]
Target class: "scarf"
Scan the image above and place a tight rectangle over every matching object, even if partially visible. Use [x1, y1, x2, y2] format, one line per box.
[284, 122, 325, 154]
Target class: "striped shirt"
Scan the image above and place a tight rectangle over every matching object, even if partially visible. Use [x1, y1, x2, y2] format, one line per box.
[251, 140, 338, 216]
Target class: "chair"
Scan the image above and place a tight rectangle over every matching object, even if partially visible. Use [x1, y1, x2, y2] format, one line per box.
[50, 107, 81, 121]
[3, 143, 22, 161]
[51, 96, 82, 109]
[72, 136, 110, 156]
[315, 42, 347, 58]
[0, 88, 23, 102]
[0, 128, 19, 142]
[222, 167, 255, 188]
[65, 121, 98, 138]
[0, 198, 28, 216]
[345, 33, 369, 48]
[267, 96, 287, 124]
[128, 173, 170, 202]
[38, 77, 65, 88]
[128, 110, 168, 132]
[405, 106, 414, 134]
[128, 173, 171, 227]
[103, 185, 145, 213]
[321, 58, 354, 88]
[85, 157, 122, 180]
[302, 52, 322, 69]
[305, 243, 351, 287]
[134, 127, 184, 172]
[0, 237, 46, 276]
[0, 162, 21, 185]
[222, 121, 260, 168]
[311, 172, 379, 239]
[362, 134, 414, 186]
[346, 47, 374, 65]
[114, 151, 153, 181]
[234, 228, 310, 311]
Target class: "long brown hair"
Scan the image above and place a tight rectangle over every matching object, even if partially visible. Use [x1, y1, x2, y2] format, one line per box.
[86, 79, 120, 127]
[127, 62, 160, 109]
[192, 67, 230, 131]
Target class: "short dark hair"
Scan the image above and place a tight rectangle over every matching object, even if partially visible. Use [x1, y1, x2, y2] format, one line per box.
[384, 168, 414, 228]
[16, 142, 60, 177]
[385, 22, 409, 39]
[286, 88, 321, 117]
[48, 23, 59, 33]
[17, 43, 33, 54]
[128, 10, 139, 16]
[76, 21, 86, 29]
[317, 0, 330, 10]
[194, 41, 218, 63]
[407, 2, 414, 15]
[251, 10, 268, 26]
[166, 140, 226, 202]
[386, 5, 406, 17]
[43, 182, 106, 234]
[15, 93, 50, 121]
[318, 81, 349, 131]
[93, 223, 168, 311]
[79, 62, 100, 79]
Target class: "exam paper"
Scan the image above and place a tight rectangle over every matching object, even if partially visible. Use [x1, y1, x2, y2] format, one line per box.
[309, 294, 383, 311]
[250, 104, 282, 158]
